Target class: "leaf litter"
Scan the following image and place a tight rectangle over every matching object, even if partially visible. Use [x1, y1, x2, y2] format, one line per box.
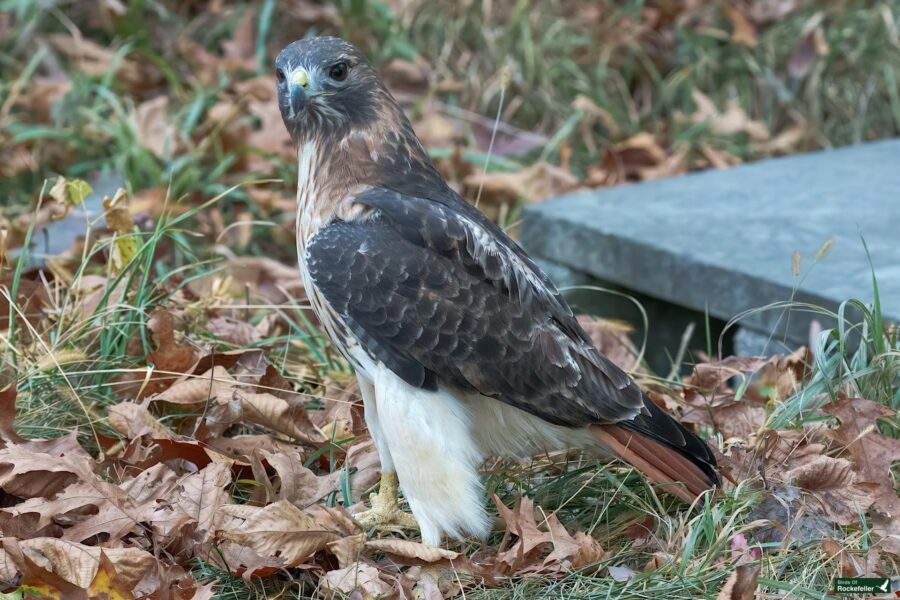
[0, 1, 897, 597]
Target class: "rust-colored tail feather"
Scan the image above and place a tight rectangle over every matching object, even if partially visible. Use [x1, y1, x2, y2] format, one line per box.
[591, 394, 719, 502]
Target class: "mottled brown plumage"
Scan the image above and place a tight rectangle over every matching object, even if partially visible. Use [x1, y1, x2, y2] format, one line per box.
[277, 36, 718, 544]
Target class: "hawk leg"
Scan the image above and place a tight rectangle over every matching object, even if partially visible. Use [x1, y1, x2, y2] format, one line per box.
[353, 471, 419, 530]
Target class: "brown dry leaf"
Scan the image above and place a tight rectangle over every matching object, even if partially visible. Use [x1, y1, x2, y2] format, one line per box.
[12, 538, 157, 591]
[821, 538, 862, 577]
[577, 315, 644, 374]
[326, 534, 367, 569]
[207, 433, 301, 462]
[683, 401, 767, 441]
[86, 552, 135, 600]
[188, 256, 306, 307]
[716, 563, 760, 600]
[5, 479, 138, 535]
[206, 315, 263, 346]
[152, 365, 237, 407]
[688, 90, 769, 141]
[824, 398, 900, 555]
[823, 398, 899, 511]
[218, 500, 340, 565]
[245, 97, 294, 166]
[59, 481, 157, 543]
[0, 442, 95, 498]
[490, 494, 602, 576]
[724, 4, 758, 47]
[134, 96, 175, 158]
[587, 132, 680, 186]
[16, 75, 71, 124]
[147, 308, 196, 390]
[262, 449, 340, 507]
[119, 462, 180, 504]
[753, 125, 809, 155]
[787, 455, 875, 526]
[365, 539, 459, 564]
[321, 562, 393, 597]
[463, 161, 580, 205]
[345, 438, 382, 500]
[9, 548, 87, 600]
[240, 389, 324, 443]
[177, 461, 232, 540]
[413, 112, 462, 149]
[0, 382, 24, 444]
[107, 402, 175, 439]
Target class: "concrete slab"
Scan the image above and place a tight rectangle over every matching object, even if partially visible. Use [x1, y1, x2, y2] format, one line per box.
[522, 139, 900, 347]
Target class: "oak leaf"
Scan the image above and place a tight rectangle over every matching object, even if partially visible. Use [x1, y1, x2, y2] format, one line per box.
[218, 500, 339, 565]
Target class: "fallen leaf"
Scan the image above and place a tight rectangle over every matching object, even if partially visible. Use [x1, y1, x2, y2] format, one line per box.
[206, 315, 263, 346]
[321, 562, 393, 597]
[0, 443, 94, 498]
[262, 450, 340, 508]
[823, 398, 900, 513]
[0, 383, 24, 444]
[219, 500, 339, 565]
[11, 538, 157, 591]
[146, 309, 196, 393]
[688, 90, 769, 141]
[365, 539, 459, 564]
[716, 563, 760, 600]
[821, 538, 862, 577]
[724, 5, 758, 47]
[177, 461, 232, 541]
[134, 96, 175, 158]
[463, 161, 580, 205]
[86, 552, 134, 600]
[787, 455, 875, 526]
[107, 402, 175, 440]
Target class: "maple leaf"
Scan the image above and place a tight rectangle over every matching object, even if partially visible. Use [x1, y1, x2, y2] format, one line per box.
[261, 449, 340, 508]
[489, 494, 605, 576]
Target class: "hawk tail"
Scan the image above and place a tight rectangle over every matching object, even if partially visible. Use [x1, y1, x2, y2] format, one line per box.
[590, 393, 719, 503]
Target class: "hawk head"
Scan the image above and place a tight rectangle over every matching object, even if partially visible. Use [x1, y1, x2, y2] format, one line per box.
[275, 36, 382, 141]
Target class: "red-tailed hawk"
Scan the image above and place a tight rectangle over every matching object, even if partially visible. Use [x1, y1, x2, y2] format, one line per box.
[276, 37, 718, 546]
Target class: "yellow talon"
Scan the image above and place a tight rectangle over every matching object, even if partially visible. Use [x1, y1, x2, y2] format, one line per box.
[353, 472, 419, 531]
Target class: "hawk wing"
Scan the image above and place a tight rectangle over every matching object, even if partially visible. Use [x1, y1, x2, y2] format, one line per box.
[306, 186, 644, 427]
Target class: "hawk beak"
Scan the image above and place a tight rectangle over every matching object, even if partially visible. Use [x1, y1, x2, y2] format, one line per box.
[289, 69, 309, 115]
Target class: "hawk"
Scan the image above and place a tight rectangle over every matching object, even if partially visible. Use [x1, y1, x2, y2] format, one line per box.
[276, 36, 718, 546]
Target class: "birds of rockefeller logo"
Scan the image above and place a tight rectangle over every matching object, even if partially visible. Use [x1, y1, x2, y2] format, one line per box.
[833, 577, 896, 597]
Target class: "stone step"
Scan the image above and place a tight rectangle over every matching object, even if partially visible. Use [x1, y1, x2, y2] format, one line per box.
[521, 139, 900, 366]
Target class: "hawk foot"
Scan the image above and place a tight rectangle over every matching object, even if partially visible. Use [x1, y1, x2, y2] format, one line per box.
[353, 472, 419, 530]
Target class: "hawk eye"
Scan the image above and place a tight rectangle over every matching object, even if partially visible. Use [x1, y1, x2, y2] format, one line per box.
[329, 61, 349, 81]
[276, 68, 286, 83]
